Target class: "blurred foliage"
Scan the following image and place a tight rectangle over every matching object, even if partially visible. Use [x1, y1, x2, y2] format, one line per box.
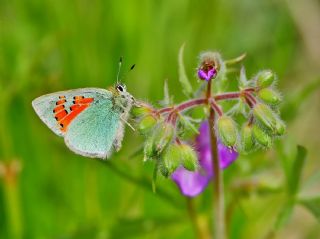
[0, 0, 320, 239]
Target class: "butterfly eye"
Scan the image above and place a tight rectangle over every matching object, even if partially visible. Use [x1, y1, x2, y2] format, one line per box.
[116, 84, 126, 93]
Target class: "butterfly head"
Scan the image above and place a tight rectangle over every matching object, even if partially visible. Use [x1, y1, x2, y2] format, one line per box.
[111, 83, 135, 110]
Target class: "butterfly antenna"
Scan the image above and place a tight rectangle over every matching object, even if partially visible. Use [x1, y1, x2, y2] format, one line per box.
[116, 56, 123, 84]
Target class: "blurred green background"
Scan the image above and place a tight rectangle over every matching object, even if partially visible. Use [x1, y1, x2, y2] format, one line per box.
[1, 0, 320, 238]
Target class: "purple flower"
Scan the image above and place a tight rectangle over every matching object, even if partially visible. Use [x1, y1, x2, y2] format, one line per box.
[171, 121, 238, 197]
[198, 67, 217, 81]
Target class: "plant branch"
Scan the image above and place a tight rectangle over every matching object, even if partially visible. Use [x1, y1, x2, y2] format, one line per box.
[207, 80, 226, 239]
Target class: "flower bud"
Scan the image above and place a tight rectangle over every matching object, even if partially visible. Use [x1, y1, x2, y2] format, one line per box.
[252, 124, 272, 148]
[131, 104, 152, 118]
[143, 137, 156, 161]
[180, 144, 198, 171]
[197, 52, 221, 81]
[256, 70, 274, 88]
[162, 143, 182, 175]
[274, 120, 286, 136]
[258, 88, 281, 105]
[253, 103, 277, 131]
[240, 124, 254, 151]
[152, 123, 175, 154]
[216, 116, 238, 147]
[138, 115, 157, 134]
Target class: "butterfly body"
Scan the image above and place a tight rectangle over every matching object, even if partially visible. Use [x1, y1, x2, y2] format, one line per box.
[32, 84, 134, 159]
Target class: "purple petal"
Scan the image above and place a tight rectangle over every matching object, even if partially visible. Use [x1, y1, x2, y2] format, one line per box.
[197, 69, 209, 81]
[197, 68, 217, 81]
[171, 121, 238, 197]
[207, 68, 217, 80]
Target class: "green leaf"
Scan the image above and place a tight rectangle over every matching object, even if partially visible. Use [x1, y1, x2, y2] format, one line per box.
[288, 145, 307, 195]
[281, 78, 320, 122]
[179, 115, 199, 134]
[300, 197, 320, 222]
[163, 80, 170, 105]
[178, 43, 193, 97]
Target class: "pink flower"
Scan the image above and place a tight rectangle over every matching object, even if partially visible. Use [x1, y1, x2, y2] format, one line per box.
[171, 121, 238, 197]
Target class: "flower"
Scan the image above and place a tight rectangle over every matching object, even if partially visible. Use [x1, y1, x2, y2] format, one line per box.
[171, 121, 238, 197]
[197, 66, 217, 81]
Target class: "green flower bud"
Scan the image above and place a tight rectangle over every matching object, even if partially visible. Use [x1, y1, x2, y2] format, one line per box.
[256, 70, 274, 88]
[138, 115, 157, 134]
[253, 103, 277, 131]
[216, 116, 238, 147]
[180, 144, 198, 171]
[159, 162, 170, 177]
[252, 124, 272, 148]
[162, 143, 182, 175]
[153, 123, 175, 154]
[275, 120, 286, 136]
[143, 136, 156, 161]
[240, 124, 254, 151]
[258, 88, 281, 105]
[131, 104, 152, 118]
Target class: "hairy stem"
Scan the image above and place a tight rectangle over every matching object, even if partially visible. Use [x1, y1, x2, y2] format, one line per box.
[207, 80, 225, 239]
[157, 91, 244, 117]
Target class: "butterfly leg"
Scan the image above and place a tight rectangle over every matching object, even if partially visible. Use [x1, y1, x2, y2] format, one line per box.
[119, 115, 135, 131]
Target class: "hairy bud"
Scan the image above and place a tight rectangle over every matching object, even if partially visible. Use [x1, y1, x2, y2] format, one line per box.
[258, 88, 281, 105]
[162, 143, 183, 175]
[256, 70, 274, 88]
[216, 116, 238, 147]
[274, 119, 286, 136]
[131, 104, 153, 118]
[138, 115, 157, 134]
[180, 144, 198, 171]
[253, 103, 277, 132]
[152, 123, 175, 154]
[252, 124, 272, 148]
[240, 124, 254, 151]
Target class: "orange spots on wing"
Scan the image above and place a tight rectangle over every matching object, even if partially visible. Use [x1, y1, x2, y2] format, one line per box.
[59, 105, 90, 132]
[74, 96, 84, 100]
[70, 104, 80, 111]
[74, 98, 94, 104]
[54, 96, 94, 132]
[53, 105, 65, 113]
[55, 110, 68, 121]
[56, 99, 66, 105]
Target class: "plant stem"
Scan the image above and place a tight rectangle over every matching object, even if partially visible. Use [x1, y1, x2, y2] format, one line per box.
[207, 80, 225, 239]
[187, 198, 210, 239]
[157, 91, 243, 116]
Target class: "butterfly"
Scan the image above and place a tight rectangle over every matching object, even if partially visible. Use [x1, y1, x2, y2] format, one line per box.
[32, 83, 135, 159]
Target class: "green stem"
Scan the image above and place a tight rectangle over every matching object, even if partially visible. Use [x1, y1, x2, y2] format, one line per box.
[187, 198, 210, 239]
[96, 159, 184, 209]
[207, 80, 225, 239]
[3, 165, 23, 239]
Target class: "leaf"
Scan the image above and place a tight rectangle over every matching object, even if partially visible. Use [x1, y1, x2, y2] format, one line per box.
[179, 115, 199, 134]
[274, 201, 294, 230]
[178, 43, 193, 97]
[158, 80, 173, 107]
[288, 145, 307, 195]
[239, 66, 248, 89]
[281, 78, 320, 122]
[300, 197, 320, 222]
[163, 80, 170, 105]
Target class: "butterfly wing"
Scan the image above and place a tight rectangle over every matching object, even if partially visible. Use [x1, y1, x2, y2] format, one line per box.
[64, 95, 123, 159]
[32, 88, 123, 159]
